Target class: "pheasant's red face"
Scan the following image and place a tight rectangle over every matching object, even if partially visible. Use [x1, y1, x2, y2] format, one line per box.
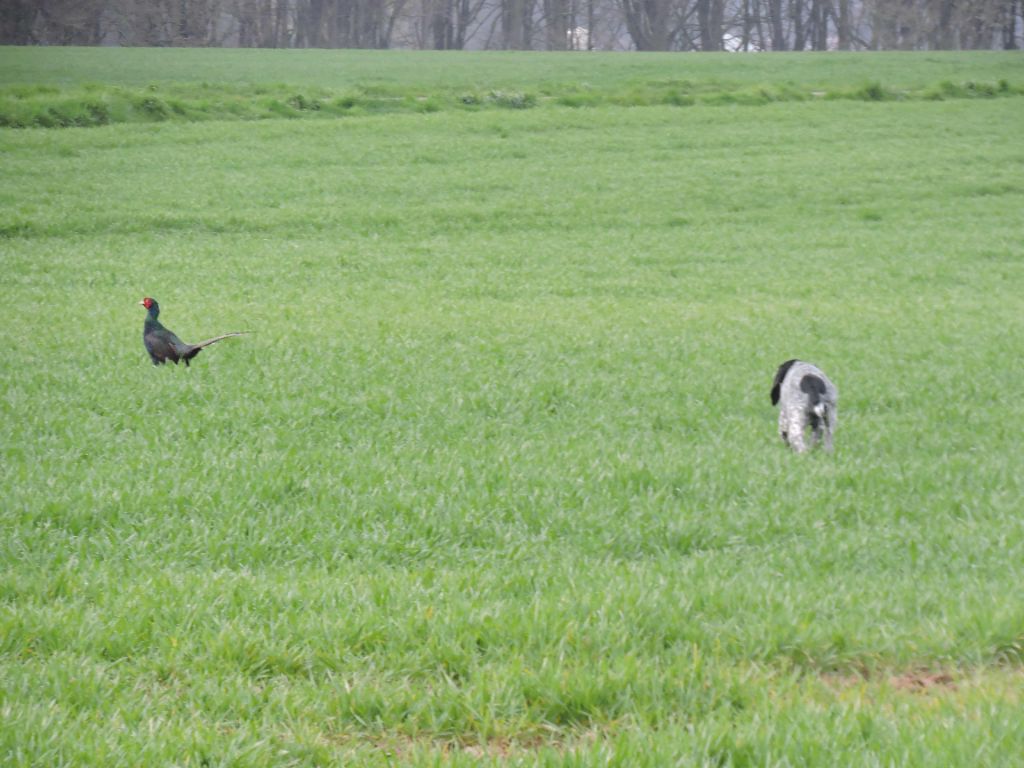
[140, 297, 154, 309]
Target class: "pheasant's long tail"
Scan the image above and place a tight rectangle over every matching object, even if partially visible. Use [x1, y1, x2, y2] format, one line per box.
[181, 332, 249, 365]
[194, 331, 249, 350]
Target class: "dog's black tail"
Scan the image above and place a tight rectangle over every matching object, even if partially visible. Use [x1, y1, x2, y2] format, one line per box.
[771, 359, 799, 406]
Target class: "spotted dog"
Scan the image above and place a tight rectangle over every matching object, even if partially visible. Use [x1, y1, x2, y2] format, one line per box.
[770, 359, 838, 453]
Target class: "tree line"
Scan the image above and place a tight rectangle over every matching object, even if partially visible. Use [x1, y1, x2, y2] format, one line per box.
[3, 0, 1020, 51]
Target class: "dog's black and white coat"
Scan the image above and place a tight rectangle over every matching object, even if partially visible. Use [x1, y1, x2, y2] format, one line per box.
[770, 359, 838, 453]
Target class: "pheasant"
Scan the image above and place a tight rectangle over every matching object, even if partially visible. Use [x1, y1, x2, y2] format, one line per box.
[139, 297, 247, 366]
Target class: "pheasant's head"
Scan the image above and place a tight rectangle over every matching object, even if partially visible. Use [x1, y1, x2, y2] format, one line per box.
[139, 297, 160, 318]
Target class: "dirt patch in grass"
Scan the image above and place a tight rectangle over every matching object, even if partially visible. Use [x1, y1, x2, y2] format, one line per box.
[820, 666, 1024, 695]
[821, 667, 958, 693]
[296, 730, 592, 760]
[888, 670, 957, 692]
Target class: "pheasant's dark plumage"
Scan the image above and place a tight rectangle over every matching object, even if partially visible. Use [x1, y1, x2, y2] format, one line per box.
[140, 297, 246, 366]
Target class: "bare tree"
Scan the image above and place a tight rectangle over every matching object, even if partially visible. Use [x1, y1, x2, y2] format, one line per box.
[836, 0, 852, 47]
[227, 0, 292, 46]
[541, 0, 571, 48]
[766, 0, 787, 47]
[40, 0, 107, 43]
[424, 0, 486, 48]
[619, 0, 674, 48]
[1005, 0, 1020, 46]
[501, 0, 534, 47]
[2, 0, 1020, 48]
[696, 0, 723, 47]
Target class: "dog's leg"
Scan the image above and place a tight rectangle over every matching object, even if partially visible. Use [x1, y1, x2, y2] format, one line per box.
[778, 409, 790, 446]
[822, 410, 834, 452]
[808, 414, 821, 449]
[786, 410, 807, 453]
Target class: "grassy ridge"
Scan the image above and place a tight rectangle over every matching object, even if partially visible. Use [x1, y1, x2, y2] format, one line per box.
[2, 49, 1024, 765]
[2, 77, 1022, 128]
[0, 47, 1022, 127]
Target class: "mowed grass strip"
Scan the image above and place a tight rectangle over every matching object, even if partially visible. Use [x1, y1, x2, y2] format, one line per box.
[3, 47, 1023, 91]
[1, 51, 1024, 765]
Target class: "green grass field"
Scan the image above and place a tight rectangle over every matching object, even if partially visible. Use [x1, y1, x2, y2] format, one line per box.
[2, 48, 1024, 766]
